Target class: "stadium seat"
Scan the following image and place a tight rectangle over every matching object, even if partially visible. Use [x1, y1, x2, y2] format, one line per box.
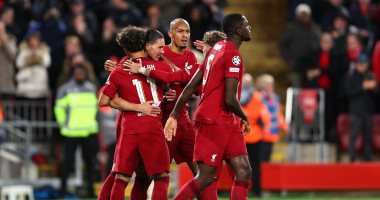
[372, 115, 380, 152]
[336, 114, 363, 153]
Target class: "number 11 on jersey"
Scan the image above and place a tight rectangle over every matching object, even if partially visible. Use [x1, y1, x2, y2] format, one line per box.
[132, 78, 161, 116]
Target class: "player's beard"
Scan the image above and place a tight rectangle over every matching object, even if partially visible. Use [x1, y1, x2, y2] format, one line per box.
[179, 45, 187, 49]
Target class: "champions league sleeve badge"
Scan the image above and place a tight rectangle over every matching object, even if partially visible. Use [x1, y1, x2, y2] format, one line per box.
[232, 56, 241, 66]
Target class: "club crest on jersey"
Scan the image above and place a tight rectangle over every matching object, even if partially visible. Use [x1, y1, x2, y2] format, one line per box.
[185, 62, 192, 75]
[232, 56, 241, 66]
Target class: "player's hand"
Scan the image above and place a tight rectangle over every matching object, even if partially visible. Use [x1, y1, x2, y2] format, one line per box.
[193, 40, 204, 51]
[164, 116, 177, 141]
[241, 119, 250, 135]
[164, 89, 176, 102]
[138, 101, 161, 117]
[104, 60, 117, 73]
[124, 59, 142, 74]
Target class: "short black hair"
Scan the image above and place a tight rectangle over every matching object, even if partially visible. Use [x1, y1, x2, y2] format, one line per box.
[222, 13, 244, 36]
[116, 26, 145, 53]
[146, 29, 164, 44]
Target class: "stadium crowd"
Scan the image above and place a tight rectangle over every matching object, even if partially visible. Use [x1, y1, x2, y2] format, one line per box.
[0, 0, 226, 96]
[1, 0, 380, 198]
[280, 0, 380, 161]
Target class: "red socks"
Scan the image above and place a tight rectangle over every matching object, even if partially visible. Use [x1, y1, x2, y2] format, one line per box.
[198, 178, 218, 200]
[152, 176, 170, 200]
[110, 178, 128, 200]
[130, 176, 152, 200]
[97, 173, 115, 200]
[174, 178, 201, 200]
[230, 179, 249, 200]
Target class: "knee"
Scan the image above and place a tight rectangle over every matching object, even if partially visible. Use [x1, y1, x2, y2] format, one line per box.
[235, 164, 252, 182]
[197, 175, 216, 188]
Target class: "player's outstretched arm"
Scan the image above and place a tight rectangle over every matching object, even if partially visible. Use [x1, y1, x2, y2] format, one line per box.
[99, 93, 160, 116]
[164, 69, 203, 141]
[124, 60, 189, 83]
[225, 77, 250, 134]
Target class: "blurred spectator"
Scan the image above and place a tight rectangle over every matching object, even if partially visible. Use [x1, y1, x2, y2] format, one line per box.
[344, 53, 377, 162]
[241, 73, 266, 197]
[0, 6, 21, 40]
[107, 0, 144, 28]
[372, 40, 380, 112]
[64, 35, 82, 57]
[66, 0, 98, 34]
[256, 74, 288, 162]
[287, 0, 321, 22]
[15, 30, 51, 99]
[330, 11, 349, 55]
[320, 0, 349, 31]
[54, 64, 98, 198]
[68, 14, 94, 52]
[345, 34, 365, 74]
[155, 0, 183, 33]
[279, 4, 320, 87]
[305, 33, 340, 141]
[349, 0, 376, 51]
[58, 52, 98, 87]
[29, 0, 51, 21]
[39, 7, 67, 91]
[203, 0, 224, 25]
[93, 17, 124, 83]
[0, 21, 17, 94]
[181, 0, 219, 43]
[371, 1, 380, 43]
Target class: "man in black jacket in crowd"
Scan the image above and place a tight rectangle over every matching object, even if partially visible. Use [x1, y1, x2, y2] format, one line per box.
[345, 53, 377, 162]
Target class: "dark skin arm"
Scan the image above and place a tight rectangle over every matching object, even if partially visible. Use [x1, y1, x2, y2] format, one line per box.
[164, 69, 203, 141]
[224, 77, 250, 134]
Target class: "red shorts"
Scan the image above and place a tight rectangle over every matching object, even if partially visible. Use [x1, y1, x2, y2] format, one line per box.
[113, 132, 170, 176]
[193, 122, 235, 167]
[224, 124, 248, 159]
[167, 122, 195, 164]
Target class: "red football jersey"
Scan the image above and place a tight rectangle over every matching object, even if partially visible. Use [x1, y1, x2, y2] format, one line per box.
[194, 40, 244, 125]
[103, 57, 172, 134]
[162, 45, 198, 124]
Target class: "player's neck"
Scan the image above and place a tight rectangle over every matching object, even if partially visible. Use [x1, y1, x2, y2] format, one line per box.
[227, 36, 242, 49]
[129, 51, 145, 59]
[169, 43, 185, 54]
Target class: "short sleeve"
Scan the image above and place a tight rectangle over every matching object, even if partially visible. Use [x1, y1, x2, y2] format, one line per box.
[224, 49, 243, 79]
[103, 70, 120, 98]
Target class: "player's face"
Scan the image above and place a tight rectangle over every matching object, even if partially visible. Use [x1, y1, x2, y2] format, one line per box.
[169, 22, 190, 49]
[146, 38, 165, 61]
[239, 16, 251, 41]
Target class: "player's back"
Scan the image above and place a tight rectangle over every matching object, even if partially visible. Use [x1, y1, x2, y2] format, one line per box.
[106, 57, 171, 134]
[194, 40, 244, 125]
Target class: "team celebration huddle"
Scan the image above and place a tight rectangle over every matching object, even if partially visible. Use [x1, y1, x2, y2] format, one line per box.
[97, 13, 252, 200]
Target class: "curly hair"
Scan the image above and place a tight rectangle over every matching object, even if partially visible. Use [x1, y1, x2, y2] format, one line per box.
[116, 26, 145, 53]
[202, 30, 226, 47]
